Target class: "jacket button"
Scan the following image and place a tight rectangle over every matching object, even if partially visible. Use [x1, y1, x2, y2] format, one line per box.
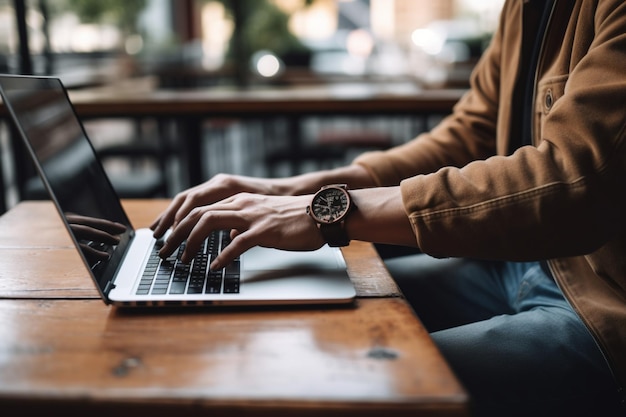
[545, 89, 554, 110]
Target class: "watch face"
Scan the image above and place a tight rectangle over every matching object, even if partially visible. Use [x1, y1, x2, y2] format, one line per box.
[311, 187, 349, 223]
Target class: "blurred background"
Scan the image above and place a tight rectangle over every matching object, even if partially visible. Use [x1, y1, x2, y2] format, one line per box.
[0, 0, 505, 212]
[0, 0, 504, 87]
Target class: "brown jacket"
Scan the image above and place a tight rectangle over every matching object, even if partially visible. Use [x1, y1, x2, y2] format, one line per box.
[355, 0, 626, 400]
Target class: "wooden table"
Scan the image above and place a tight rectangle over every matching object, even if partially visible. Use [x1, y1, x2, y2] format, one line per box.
[66, 79, 464, 116]
[0, 199, 468, 416]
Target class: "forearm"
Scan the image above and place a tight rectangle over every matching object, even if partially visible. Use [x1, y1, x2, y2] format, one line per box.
[345, 186, 417, 247]
[271, 164, 377, 196]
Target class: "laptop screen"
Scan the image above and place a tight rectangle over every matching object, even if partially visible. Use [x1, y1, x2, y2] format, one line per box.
[0, 75, 134, 295]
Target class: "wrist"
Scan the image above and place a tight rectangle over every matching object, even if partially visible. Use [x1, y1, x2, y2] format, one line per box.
[288, 165, 376, 196]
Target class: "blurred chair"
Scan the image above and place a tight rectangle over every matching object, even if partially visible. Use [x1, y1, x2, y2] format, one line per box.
[87, 117, 178, 198]
[95, 143, 168, 198]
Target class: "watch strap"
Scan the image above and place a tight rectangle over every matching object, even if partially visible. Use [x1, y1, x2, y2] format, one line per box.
[318, 222, 350, 247]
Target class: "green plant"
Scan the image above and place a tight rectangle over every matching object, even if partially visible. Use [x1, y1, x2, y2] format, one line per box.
[66, 0, 147, 32]
[209, 0, 310, 58]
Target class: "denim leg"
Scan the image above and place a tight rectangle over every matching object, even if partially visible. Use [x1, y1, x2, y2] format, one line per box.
[385, 255, 514, 331]
[385, 255, 622, 417]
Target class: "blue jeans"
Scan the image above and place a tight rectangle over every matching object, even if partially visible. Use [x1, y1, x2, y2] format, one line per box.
[385, 255, 622, 417]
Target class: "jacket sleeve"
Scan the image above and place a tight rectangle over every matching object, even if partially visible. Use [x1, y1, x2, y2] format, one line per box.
[355, 0, 626, 261]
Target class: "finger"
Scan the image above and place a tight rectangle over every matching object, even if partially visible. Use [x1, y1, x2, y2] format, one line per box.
[172, 194, 216, 228]
[210, 230, 257, 271]
[151, 199, 184, 236]
[158, 213, 198, 259]
[171, 201, 196, 230]
[155, 190, 213, 238]
[179, 220, 212, 264]
[151, 193, 187, 237]
[149, 214, 163, 232]
[152, 184, 241, 237]
[180, 210, 249, 264]
[151, 214, 174, 239]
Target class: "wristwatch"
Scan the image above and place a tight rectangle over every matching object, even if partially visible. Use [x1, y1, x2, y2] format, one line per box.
[306, 184, 356, 247]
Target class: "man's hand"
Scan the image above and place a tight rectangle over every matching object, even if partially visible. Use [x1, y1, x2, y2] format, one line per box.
[150, 174, 292, 239]
[150, 166, 376, 239]
[157, 193, 324, 270]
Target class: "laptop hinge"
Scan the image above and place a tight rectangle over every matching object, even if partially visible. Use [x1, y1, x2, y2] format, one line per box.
[104, 280, 116, 296]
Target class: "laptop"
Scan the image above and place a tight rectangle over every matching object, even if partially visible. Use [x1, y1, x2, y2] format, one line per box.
[0, 74, 356, 307]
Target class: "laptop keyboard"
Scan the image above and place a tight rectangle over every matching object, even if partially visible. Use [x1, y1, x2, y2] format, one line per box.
[136, 230, 240, 295]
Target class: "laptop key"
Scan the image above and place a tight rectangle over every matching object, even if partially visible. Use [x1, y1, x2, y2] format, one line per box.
[206, 270, 223, 293]
[187, 285, 203, 294]
[223, 258, 240, 293]
[223, 277, 240, 293]
[187, 253, 208, 294]
[169, 281, 187, 294]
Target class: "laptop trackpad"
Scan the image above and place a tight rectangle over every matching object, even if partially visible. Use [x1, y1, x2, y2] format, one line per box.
[243, 245, 345, 271]
[240, 246, 354, 298]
